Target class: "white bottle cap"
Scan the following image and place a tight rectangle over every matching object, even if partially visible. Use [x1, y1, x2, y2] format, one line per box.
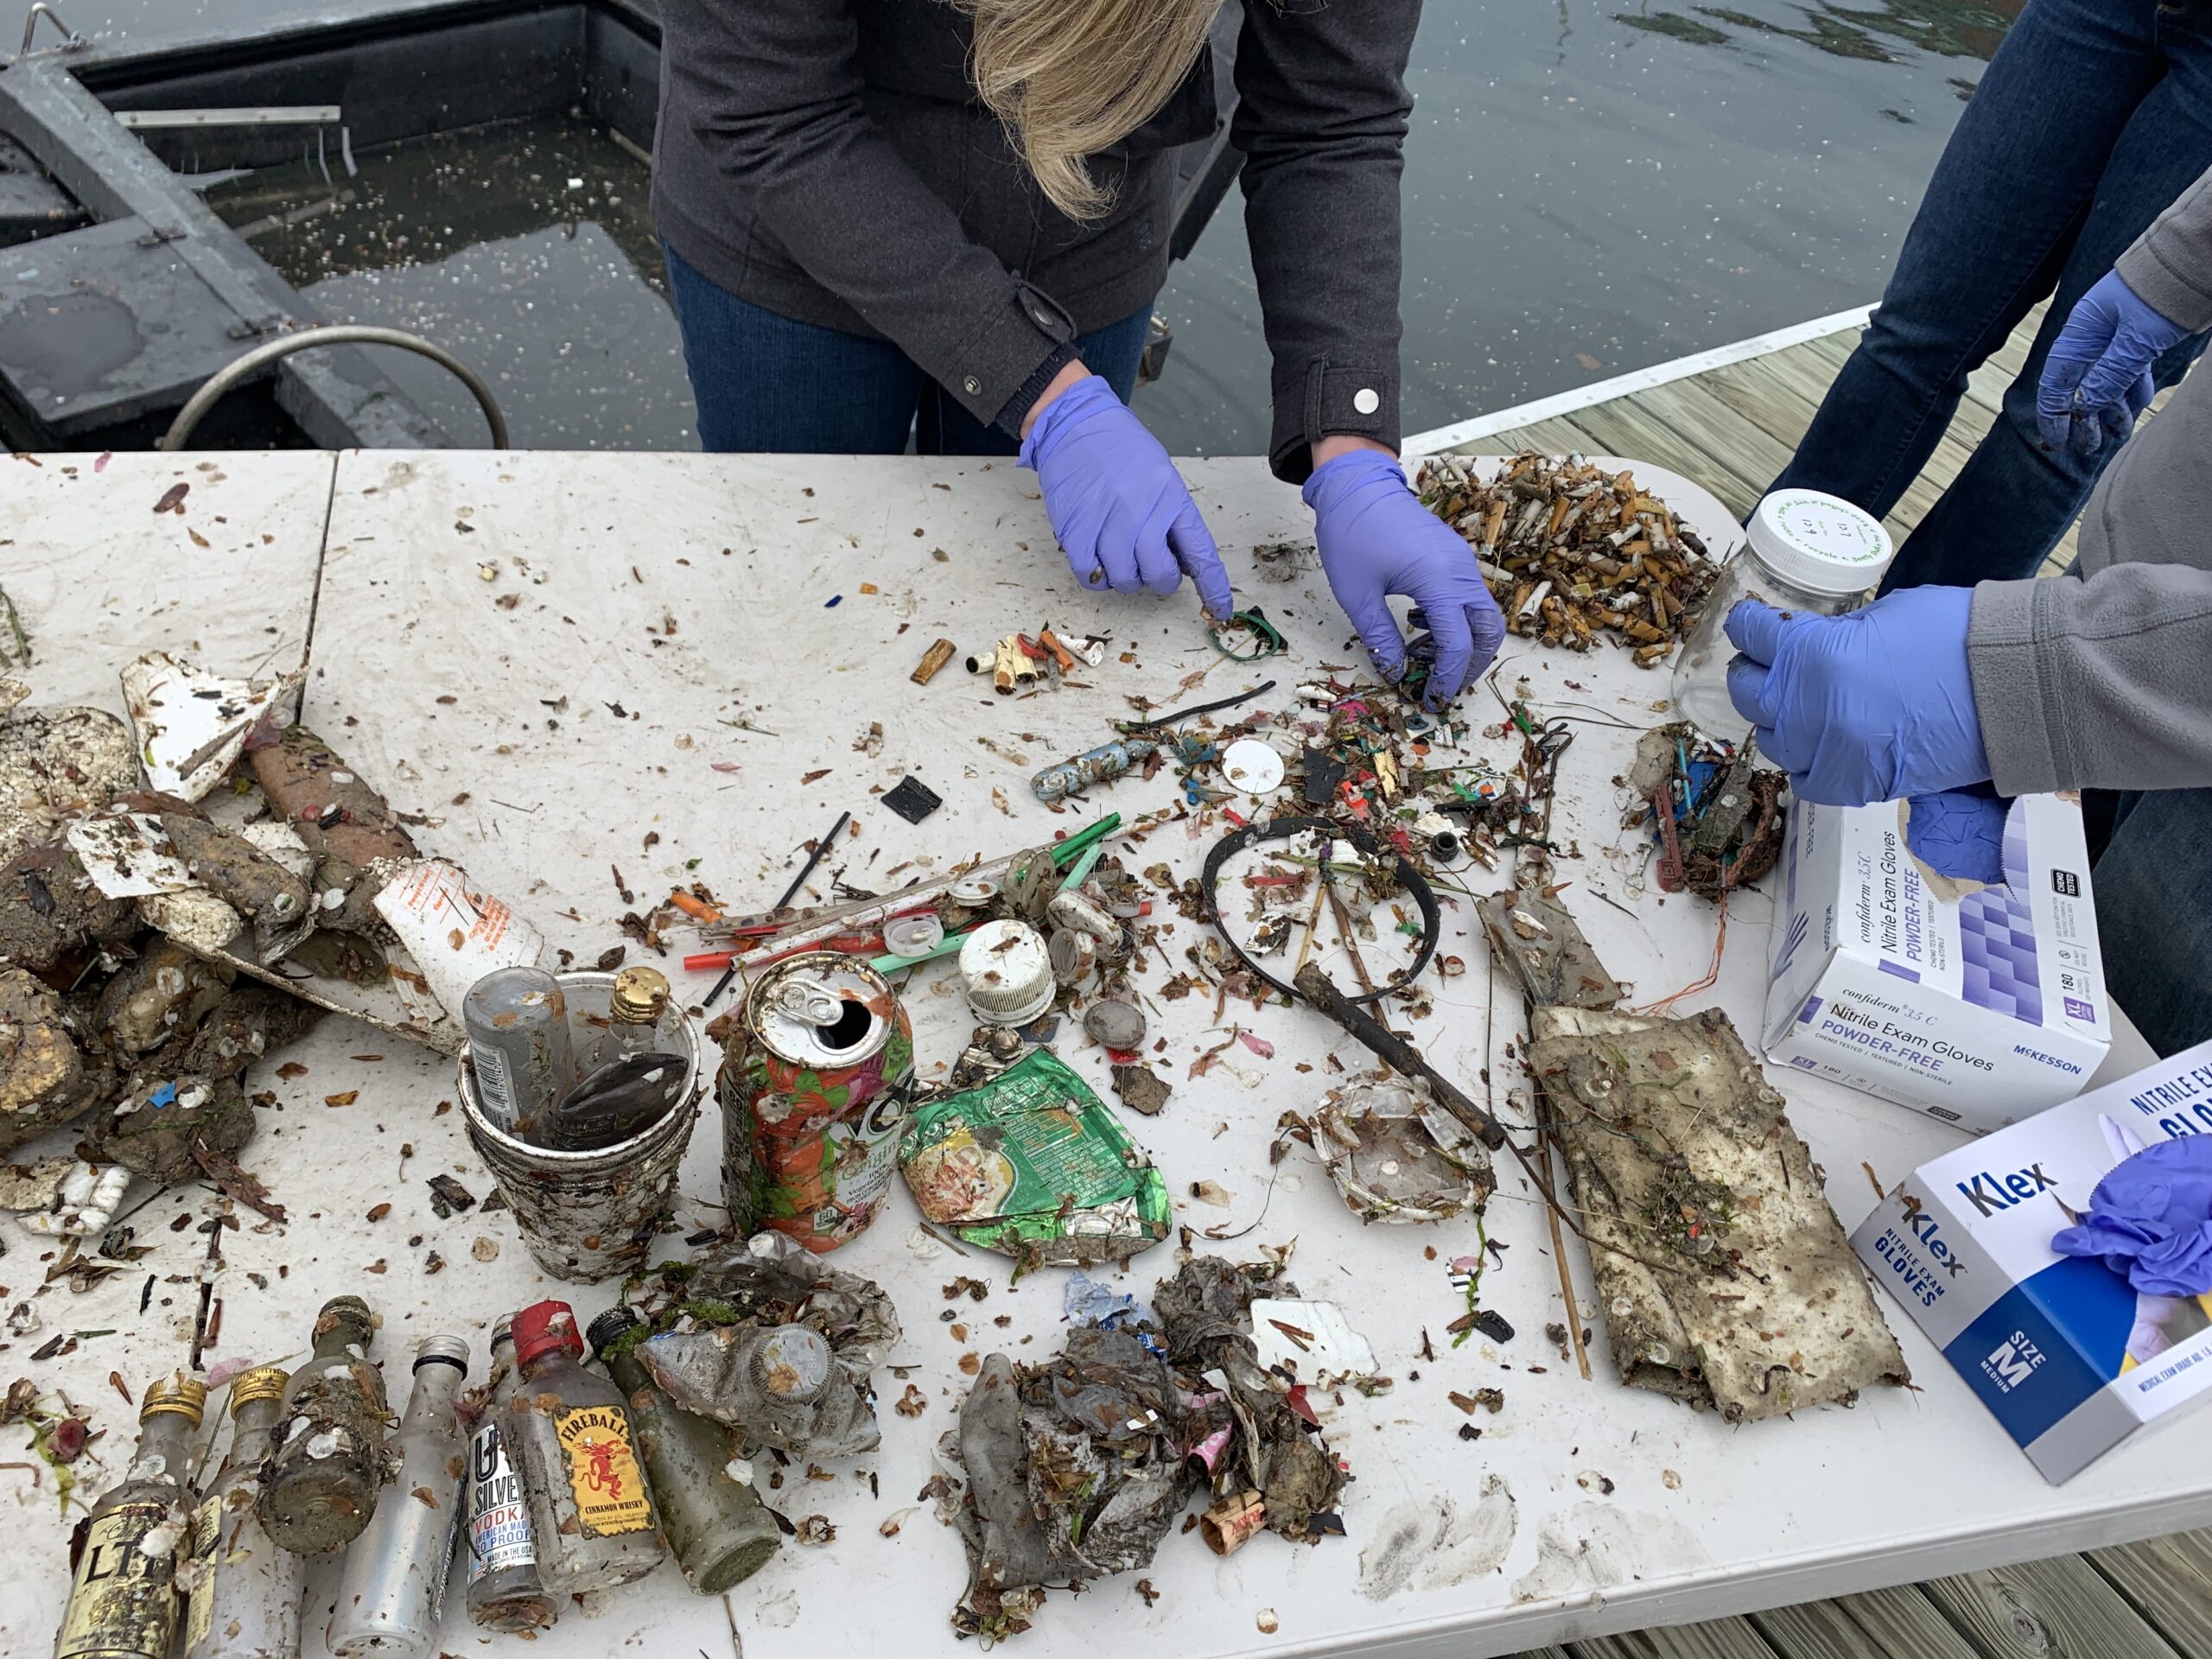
[958, 920, 1056, 1027]
[1745, 490, 1894, 597]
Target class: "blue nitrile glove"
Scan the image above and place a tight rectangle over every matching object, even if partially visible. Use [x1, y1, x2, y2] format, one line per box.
[1904, 782, 2009, 884]
[1020, 375, 1234, 617]
[2037, 270, 2188, 457]
[1723, 589, 1989, 805]
[2051, 1139, 2212, 1300]
[1303, 448, 1506, 712]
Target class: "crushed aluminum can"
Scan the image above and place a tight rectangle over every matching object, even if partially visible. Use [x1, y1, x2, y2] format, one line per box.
[720, 953, 914, 1252]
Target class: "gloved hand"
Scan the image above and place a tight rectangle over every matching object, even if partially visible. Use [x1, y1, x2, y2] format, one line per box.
[1304, 448, 1505, 711]
[2037, 270, 2188, 457]
[2051, 1138, 2212, 1300]
[1020, 375, 1234, 617]
[1723, 588, 1989, 804]
[1904, 783, 2009, 884]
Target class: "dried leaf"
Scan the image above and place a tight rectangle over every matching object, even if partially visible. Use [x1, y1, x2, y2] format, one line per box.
[1236, 1030, 1275, 1059]
[800, 769, 831, 785]
[324, 1091, 359, 1106]
[152, 482, 188, 514]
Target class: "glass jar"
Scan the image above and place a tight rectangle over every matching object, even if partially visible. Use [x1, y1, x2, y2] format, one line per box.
[1671, 488, 1893, 743]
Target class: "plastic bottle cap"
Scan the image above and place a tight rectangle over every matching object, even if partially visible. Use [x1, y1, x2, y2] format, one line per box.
[1083, 998, 1147, 1051]
[882, 913, 947, 958]
[1745, 490, 1894, 596]
[587, 1305, 644, 1357]
[415, 1335, 471, 1373]
[227, 1364, 289, 1413]
[958, 920, 1056, 1027]
[753, 1325, 833, 1402]
[142, 1374, 209, 1423]
[511, 1300, 583, 1369]
[948, 877, 1000, 906]
[610, 965, 671, 1026]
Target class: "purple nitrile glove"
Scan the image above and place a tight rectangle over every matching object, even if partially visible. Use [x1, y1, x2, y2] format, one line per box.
[1303, 448, 1505, 711]
[1904, 783, 2009, 884]
[2052, 1138, 2212, 1299]
[1019, 375, 1233, 617]
[2037, 270, 2188, 458]
[1722, 589, 1990, 805]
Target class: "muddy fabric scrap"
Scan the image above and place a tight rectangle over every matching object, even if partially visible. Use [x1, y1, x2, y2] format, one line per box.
[937, 1254, 1350, 1641]
[1527, 1006, 1908, 1421]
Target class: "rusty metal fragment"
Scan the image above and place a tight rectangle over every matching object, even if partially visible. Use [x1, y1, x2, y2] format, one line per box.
[1526, 1006, 1908, 1421]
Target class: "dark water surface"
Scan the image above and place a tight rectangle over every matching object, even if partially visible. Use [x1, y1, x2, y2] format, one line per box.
[84, 0, 2014, 451]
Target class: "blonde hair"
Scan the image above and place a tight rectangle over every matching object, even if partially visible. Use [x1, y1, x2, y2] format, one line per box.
[964, 0, 1224, 220]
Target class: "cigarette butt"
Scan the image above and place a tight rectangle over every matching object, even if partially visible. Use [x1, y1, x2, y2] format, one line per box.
[1036, 628, 1077, 673]
[1199, 1490, 1268, 1556]
[668, 891, 721, 923]
[912, 639, 957, 685]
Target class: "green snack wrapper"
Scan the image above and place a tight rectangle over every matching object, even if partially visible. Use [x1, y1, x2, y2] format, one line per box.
[898, 1048, 1173, 1268]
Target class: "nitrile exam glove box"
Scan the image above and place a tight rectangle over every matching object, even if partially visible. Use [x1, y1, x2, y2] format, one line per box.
[1852, 1040, 2212, 1483]
[1763, 794, 2109, 1135]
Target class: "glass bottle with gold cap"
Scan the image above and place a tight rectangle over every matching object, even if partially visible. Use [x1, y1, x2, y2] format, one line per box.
[183, 1364, 303, 1659]
[55, 1372, 205, 1659]
[540, 967, 686, 1152]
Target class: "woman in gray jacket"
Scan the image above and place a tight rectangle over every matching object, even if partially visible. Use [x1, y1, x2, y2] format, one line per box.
[652, 0, 1503, 711]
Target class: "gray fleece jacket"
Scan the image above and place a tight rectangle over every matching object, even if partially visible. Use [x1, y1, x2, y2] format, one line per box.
[1969, 168, 2212, 794]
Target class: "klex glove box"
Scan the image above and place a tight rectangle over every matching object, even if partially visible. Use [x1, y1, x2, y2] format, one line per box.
[1853, 1039, 2212, 1482]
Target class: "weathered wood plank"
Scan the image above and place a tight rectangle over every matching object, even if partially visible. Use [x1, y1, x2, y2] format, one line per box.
[1556, 396, 1764, 518]
[1751, 1585, 1980, 1658]
[1920, 1553, 2183, 1659]
[1567, 1618, 1780, 1659]
[2088, 1529, 2212, 1654]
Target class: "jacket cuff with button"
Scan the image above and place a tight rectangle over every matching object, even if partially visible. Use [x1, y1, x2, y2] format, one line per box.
[938, 279, 1076, 433]
[1270, 359, 1400, 483]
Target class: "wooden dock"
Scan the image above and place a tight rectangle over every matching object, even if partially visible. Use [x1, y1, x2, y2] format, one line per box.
[1452, 310, 2211, 1656]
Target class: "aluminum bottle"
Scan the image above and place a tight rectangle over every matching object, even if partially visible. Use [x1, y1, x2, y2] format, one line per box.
[589, 1306, 779, 1593]
[55, 1374, 206, 1659]
[326, 1338, 469, 1656]
[258, 1295, 391, 1555]
[505, 1300, 665, 1592]
[463, 966, 573, 1134]
[183, 1365, 303, 1659]
[464, 1320, 556, 1632]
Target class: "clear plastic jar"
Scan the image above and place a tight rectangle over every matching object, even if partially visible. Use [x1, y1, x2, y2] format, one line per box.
[1672, 488, 1893, 742]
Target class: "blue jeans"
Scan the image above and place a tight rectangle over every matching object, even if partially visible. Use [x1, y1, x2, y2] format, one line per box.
[2086, 787, 2212, 1055]
[664, 244, 1153, 454]
[1774, 0, 2212, 591]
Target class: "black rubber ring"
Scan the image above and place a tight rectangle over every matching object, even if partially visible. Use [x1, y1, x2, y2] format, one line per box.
[1200, 814, 1440, 1005]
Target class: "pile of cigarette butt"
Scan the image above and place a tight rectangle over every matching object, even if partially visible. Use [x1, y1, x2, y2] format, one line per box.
[1414, 453, 1719, 664]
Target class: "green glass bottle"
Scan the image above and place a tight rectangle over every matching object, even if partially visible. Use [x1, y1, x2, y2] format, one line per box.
[588, 1307, 780, 1593]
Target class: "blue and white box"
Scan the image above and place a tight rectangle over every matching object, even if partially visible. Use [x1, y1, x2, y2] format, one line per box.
[1763, 794, 2110, 1135]
[1853, 1041, 2212, 1482]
